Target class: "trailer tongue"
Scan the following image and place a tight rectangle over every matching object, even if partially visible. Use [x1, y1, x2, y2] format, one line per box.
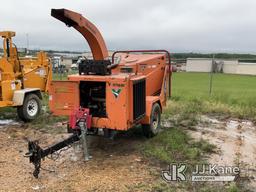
[25, 133, 80, 178]
[25, 108, 92, 178]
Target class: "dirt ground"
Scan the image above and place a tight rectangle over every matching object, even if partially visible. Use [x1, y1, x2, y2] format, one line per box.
[187, 115, 256, 190]
[0, 122, 157, 192]
[0, 116, 255, 191]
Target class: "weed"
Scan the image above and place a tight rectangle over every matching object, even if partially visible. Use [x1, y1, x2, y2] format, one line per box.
[142, 127, 212, 165]
[0, 107, 17, 119]
[227, 182, 240, 192]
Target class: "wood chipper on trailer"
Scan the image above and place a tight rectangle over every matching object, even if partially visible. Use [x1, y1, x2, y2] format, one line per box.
[0, 31, 52, 121]
[25, 8, 172, 178]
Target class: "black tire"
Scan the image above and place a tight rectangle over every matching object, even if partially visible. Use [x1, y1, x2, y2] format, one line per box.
[142, 103, 161, 138]
[17, 93, 41, 122]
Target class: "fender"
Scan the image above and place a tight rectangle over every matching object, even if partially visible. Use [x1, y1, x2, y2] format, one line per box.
[141, 96, 161, 124]
[12, 88, 42, 106]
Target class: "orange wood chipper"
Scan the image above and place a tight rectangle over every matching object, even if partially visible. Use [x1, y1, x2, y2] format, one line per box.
[25, 8, 172, 178]
[0, 31, 52, 121]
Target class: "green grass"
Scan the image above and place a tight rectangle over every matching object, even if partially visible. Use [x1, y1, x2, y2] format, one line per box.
[169, 72, 256, 120]
[149, 72, 256, 165]
[172, 72, 256, 101]
[52, 73, 68, 80]
[143, 127, 215, 164]
[52, 70, 78, 81]
[0, 107, 17, 119]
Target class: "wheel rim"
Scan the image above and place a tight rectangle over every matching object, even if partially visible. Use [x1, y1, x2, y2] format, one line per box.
[27, 99, 38, 117]
[152, 111, 159, 130]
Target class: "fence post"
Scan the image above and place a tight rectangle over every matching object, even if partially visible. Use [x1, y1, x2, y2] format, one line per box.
[209, 55, 215, 96]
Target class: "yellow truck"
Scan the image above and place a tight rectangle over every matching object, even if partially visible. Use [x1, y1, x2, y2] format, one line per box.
[0, 31, 52, 121]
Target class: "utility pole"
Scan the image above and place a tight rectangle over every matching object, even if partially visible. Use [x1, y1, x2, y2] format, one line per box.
[26, 33, 29, 54]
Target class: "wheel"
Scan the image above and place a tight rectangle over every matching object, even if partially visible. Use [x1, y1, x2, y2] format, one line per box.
[17, 93, 41, 122]
[142, 103, 161, 138]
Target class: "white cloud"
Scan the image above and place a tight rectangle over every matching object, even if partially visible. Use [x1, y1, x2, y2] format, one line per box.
[0, 0, 256, 53]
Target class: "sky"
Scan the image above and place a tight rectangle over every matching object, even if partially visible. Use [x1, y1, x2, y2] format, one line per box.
[0, 0, 256, 53]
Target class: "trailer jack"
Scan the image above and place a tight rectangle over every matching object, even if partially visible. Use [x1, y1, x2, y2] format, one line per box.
[25, 108, 92, 178]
